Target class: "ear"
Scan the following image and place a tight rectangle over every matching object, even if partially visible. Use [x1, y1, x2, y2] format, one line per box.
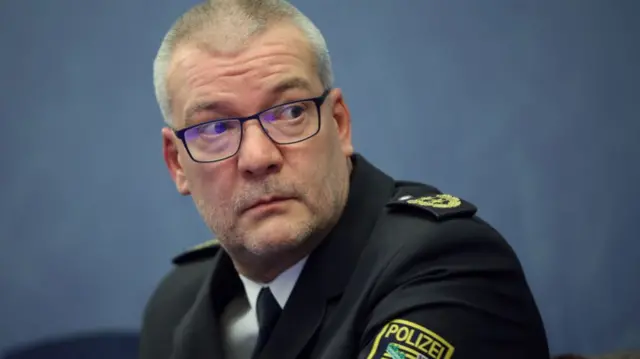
[162, 127, 191, 195]
[328, 88, 354, 156]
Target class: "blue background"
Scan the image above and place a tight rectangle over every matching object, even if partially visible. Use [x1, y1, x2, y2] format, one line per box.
[1, 0, 638, 356]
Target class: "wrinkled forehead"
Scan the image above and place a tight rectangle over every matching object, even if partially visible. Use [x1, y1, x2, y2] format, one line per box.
[165, 23, 322, 119]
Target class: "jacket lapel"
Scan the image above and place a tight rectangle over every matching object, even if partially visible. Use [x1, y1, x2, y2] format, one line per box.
[258, 154, 397, 359]
[171, 250, 242, 359]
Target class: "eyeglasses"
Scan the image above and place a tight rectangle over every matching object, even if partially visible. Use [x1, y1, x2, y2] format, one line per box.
[173, 89, 331, 163]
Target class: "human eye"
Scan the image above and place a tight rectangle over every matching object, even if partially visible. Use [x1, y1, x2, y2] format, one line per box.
[281, 104, 307, 120]
[265, 102, 309, 123]
[197, 120, 237, 137]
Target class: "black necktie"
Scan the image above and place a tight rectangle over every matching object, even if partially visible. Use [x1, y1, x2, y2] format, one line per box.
[252, 287, 282, 359]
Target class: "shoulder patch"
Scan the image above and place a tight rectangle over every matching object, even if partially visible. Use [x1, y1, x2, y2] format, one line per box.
[366, 319, 455, 359]
[386, 193, 477, 221]
[172, 238, 221, 265]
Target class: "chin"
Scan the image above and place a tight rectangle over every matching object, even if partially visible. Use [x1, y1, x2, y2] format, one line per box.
[243, 217, 313, 256]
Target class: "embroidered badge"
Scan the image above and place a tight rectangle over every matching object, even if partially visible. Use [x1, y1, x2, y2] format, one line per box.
[366, 319, 454, 359]
[406, 194, 461, 209]
[386, 194, 477, 220]
[386, 343, 406, 359]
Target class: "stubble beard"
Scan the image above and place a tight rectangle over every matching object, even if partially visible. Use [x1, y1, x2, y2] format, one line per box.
[192, 166, 348, 260]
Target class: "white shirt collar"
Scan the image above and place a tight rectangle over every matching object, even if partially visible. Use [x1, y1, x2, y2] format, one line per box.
[238, 257, 308, 309]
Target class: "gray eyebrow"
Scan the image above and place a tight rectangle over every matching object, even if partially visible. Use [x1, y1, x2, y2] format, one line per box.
[182, 77, 315, 127]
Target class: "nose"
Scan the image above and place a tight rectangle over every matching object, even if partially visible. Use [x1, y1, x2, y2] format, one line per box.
[236, 121, 283, 178]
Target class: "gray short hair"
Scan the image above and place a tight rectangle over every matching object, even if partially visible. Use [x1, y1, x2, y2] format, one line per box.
[153, 0, 334, 126]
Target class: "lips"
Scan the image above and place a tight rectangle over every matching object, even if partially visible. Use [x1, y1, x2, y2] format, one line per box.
[244, 196, 293, 212]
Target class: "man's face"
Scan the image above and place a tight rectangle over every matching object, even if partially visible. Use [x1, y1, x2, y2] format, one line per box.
[161, 22, 354, 259]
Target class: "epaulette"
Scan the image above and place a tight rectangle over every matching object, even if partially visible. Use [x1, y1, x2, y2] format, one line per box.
[172, 238, 221, 265]
[386, 193, 477, 221]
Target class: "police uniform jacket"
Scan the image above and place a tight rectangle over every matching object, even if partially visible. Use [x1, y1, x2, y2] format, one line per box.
[139, 154, 549, 359]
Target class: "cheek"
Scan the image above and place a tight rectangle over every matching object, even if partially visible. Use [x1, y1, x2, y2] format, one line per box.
[290, 146, 341, 196]
[184, 163, 234, 203]
[292, 128, 344, 180]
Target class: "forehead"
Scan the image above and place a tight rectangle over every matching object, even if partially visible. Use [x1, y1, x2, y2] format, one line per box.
[166, 23, 321, 124]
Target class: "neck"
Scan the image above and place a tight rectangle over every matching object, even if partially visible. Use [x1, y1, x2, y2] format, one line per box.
[232, 240, 316, 283]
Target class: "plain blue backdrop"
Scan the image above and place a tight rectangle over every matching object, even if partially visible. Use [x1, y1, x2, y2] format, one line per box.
[1, 0, 638, 356]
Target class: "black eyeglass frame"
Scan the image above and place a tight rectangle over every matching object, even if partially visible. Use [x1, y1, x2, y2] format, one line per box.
[172, 88, 331, 163]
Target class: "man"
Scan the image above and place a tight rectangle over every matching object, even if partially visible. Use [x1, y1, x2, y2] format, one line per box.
[139, 1, 550, 358]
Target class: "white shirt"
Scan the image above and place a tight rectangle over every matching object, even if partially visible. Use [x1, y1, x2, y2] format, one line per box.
[221, 257, 308, 359]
